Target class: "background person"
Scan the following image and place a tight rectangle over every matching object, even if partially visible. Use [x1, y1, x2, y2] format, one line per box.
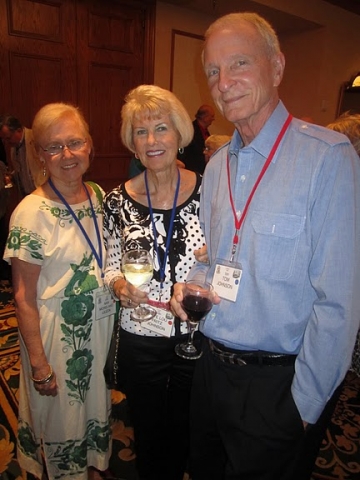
[4, 103, 113, 480]
[203, 134, 231, 164]
[171, 12, 360, 480]
[0, 114, 42, 200]
[103, 84, 205, 480]
[178, 104, 215, 174]
[0, 139, 12, 279]
[327, 111, 360, 155]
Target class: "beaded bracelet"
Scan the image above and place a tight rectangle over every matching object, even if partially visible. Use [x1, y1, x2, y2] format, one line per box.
[108, 274, 124, 299]
[30, 365, 54, 384]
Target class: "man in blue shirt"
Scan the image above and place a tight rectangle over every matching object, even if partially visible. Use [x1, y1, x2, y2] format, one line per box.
[171, 12, 360, 480]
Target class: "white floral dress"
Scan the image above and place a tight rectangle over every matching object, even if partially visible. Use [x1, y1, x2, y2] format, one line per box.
[4, 185, 112, 480]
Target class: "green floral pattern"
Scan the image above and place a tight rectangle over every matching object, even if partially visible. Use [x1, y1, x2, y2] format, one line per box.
[5, 190, 112, 478]
[6, 227, 44, 260]
[18, 418, 111, 479]
[60, 253, 99, 404]
[18, 419, 40, 460]
[39, 200, 102, 227]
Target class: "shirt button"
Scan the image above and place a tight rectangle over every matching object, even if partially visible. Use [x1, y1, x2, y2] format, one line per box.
[241, 175, 246, 182]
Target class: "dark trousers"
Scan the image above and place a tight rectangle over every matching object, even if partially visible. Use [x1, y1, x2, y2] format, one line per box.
[189, 339, 342, 480]
[116, 328, 202, 480]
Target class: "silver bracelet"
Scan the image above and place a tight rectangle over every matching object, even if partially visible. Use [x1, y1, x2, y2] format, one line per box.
[108, 274, 124, 298]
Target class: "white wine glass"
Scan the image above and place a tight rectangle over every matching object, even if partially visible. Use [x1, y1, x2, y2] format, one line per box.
[121, 249, 156, 322]
[175, 280, 213, 360]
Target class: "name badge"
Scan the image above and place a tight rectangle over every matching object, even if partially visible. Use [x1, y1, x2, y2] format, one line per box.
[95, 291, 117, 320]
[212, 260, 242, 302]
[142, 307, 175, 337]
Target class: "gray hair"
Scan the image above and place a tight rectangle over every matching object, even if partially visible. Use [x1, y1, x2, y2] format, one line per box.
[204, 12, 281, 59]
[327, 112, 360, 156]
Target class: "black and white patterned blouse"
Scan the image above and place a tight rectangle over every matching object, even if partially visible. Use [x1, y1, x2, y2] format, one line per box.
[103, 173, 204, 336]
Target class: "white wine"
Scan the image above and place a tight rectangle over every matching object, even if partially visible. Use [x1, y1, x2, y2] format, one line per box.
[123, 264, 153, 287]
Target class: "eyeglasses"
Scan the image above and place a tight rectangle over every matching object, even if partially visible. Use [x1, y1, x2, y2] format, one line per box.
[40, 139, 87, 156]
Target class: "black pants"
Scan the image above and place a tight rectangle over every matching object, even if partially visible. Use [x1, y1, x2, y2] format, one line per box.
[190, 339, 342, 480]
[115, 328, 202, 480]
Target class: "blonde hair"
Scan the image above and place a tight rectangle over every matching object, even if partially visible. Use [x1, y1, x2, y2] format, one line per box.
[327, 112, 360, 155]
[204, 12, 281, 60]
[120, 84, 193, 152]
[31, 103, 93, 185]
[205, 134, 231, 151]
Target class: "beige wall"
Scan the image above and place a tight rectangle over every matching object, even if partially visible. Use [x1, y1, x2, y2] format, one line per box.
[155, 0, 360, 129]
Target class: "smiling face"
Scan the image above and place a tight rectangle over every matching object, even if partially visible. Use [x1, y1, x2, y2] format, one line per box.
[132, 113, 180, 173]
[39, 113, 91, 186]
[203, 21, 284, 137]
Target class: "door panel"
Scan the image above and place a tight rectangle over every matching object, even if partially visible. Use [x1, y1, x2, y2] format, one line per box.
[0, 0, 155, 191]
[77, 0, 154, 191]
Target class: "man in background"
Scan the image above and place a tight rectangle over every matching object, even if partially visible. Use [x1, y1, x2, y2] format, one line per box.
[0, 114, 39, 200]
[178, 104, 215, 174]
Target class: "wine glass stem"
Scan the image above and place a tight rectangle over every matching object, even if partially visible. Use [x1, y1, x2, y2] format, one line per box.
[186, 322, 197, 346]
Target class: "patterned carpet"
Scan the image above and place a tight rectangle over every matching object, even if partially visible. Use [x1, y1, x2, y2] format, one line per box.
[1, 278, 359, 480]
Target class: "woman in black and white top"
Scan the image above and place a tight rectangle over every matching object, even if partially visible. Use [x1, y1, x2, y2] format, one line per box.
[103, 84, 205, 480]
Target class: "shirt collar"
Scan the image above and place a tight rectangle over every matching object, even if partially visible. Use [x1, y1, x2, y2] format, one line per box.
[228, 100, 290, 162]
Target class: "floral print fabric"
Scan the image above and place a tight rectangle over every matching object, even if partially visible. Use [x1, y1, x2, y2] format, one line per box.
[4, 189, 112, 480]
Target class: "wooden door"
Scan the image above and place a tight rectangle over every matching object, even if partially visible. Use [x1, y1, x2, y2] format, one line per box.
[0, 0, 78, 127]
[0, 0, 155, 191]
[77, 0, 155, 191]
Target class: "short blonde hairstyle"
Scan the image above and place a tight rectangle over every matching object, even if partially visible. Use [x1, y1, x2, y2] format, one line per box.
[204, 12, 281, 60]
[31, 102, 93, 185]
[327, 112, 360, 155]
[32, 102, 93, 151]
[205, 134, 231, 151]
[120, 84, 194, 152]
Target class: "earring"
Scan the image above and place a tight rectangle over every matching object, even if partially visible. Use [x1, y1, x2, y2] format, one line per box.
[42, 162, 46, 177]
[178, 147, 184, 154]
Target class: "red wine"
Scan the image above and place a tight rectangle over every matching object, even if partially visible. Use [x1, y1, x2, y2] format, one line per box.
[182, 295, 212, 322]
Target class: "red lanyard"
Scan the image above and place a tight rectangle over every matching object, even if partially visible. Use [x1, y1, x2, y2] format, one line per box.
[227, 114, 293, 262]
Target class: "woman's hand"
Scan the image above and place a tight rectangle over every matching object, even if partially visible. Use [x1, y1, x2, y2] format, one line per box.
[194, 244, 209, 264]
[31, 365, 58, 397]
[113, 277, 149, 308]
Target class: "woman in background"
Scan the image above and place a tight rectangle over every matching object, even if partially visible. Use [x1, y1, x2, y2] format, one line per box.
[103, 84, 205, 480]
[4, 103, 112, 480]
[203, 134, 231, 164]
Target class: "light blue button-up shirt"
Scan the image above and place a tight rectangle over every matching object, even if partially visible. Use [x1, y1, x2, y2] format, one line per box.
[190, 101, 360, 424]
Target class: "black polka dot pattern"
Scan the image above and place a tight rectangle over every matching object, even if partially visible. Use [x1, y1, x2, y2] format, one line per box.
[103, 173, 205, 336]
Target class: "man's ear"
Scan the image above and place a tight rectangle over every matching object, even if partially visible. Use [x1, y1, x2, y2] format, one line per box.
[272, 52, 285, 88]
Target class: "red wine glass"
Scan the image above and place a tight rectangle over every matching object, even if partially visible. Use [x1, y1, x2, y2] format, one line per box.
[175, 280, 213, 360]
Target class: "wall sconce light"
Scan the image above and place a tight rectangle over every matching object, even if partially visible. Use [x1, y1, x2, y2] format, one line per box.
[352, 73, 360, 87]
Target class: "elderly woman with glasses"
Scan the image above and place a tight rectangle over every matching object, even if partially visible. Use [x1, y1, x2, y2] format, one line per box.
[4, 102, 113, 480]
[103, 84, 205, 480]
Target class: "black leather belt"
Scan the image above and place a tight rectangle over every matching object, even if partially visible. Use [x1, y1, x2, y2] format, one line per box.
[208, 339, 296, 367]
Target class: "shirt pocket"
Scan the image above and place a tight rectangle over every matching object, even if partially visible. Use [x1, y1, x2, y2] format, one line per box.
[249, 211, 305, 280]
